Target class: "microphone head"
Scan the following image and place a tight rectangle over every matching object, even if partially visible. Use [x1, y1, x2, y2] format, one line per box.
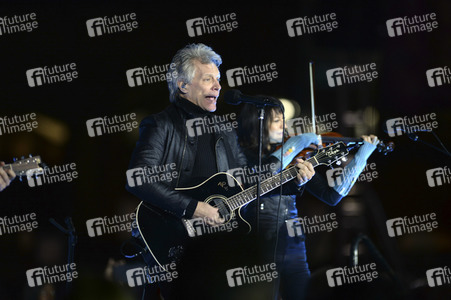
[224, 89, 242, 105]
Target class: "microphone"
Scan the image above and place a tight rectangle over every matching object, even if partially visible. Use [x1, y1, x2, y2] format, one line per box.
[224, 89, 281, 107]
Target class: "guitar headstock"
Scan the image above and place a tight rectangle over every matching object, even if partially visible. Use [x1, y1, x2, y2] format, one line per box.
[6, 155, 44, 179]
[314, 143, 349, 167]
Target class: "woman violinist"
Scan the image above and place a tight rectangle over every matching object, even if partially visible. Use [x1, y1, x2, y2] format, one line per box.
[237, 96, 379, 300]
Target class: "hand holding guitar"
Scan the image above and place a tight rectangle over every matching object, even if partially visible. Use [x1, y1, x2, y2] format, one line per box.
[0, 156, 43, 191]
[293, 158, 315, 186]
[0, 161, 16, 191]
[192, 202, 225, 226]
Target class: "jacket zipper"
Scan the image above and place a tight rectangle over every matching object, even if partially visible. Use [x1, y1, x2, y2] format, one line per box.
[176, 130, 188, 187]
[215, 136, 222, 171]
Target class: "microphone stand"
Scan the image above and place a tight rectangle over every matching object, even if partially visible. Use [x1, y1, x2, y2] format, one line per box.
[407, 131, 451, 157]
[49, 217, 77, 297]
[224, 90, 283, 233]
[256, 106, 265, 234]
[256, 105, 285, 239]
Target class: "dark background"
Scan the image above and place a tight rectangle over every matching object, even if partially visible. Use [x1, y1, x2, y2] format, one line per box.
[0, 0, 450, 299]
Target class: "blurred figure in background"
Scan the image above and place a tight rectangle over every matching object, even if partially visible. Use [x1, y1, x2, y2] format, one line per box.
[237, 97, 379, 300]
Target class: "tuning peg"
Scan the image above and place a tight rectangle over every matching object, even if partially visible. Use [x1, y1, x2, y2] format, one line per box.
[336, 160, 342, 166]
[29, 154, 33, 158]
[13, 157, 17, 162]
[341, 157, 347, 162]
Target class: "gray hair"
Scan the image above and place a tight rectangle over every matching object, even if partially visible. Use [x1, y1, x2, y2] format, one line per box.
[167, 43, 222, 103]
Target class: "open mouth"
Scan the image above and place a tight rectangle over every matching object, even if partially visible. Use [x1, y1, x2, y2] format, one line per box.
[205, 96, 217, 101]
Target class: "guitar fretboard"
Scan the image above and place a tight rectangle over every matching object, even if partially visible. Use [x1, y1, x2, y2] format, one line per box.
[227, 156, 319, 211]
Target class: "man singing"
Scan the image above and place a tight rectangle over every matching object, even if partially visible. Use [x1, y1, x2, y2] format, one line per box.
[126, 43, 314, 299]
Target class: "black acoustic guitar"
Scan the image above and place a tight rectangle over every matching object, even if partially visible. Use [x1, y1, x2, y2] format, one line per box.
[135, 143, 348, 271]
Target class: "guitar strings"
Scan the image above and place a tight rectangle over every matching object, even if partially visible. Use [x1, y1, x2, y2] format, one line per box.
[227, 154, 318, 209]
[225, 148, 344, 210]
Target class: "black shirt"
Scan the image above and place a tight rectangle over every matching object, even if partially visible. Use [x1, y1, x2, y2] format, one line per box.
[178, 97, 217, 181]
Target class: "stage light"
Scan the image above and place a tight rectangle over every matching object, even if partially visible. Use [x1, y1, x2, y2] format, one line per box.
[280, 98, 301, 120]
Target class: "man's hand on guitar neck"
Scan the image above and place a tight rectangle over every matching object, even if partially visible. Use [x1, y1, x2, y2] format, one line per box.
[192, 202, 225, 226]
[0, 161, 16, 192]
[293, 158, 315, 186]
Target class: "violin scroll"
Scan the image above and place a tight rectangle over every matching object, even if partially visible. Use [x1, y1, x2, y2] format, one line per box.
[375, 140, 395, 155]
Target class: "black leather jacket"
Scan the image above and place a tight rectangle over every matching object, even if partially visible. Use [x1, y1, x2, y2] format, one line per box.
[126, 99, 247, 218]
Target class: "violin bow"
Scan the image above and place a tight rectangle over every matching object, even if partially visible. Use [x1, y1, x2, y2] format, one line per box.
[309, 61, 320, 143]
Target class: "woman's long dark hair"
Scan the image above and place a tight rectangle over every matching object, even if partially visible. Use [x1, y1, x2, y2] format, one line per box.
[237, 96, 284, 155]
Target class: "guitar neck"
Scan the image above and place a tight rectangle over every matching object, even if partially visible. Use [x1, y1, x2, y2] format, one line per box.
[1, 156, 43, 179]
[228, 156, 318, 211]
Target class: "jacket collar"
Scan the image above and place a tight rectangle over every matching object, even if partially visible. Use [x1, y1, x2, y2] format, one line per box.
[175, 96, 212, 119]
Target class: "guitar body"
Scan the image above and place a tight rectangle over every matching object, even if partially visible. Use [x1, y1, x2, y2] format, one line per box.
[135, 172, 248, 271]
[135, 143, 349, 271]
[135, 201, 188, 270]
